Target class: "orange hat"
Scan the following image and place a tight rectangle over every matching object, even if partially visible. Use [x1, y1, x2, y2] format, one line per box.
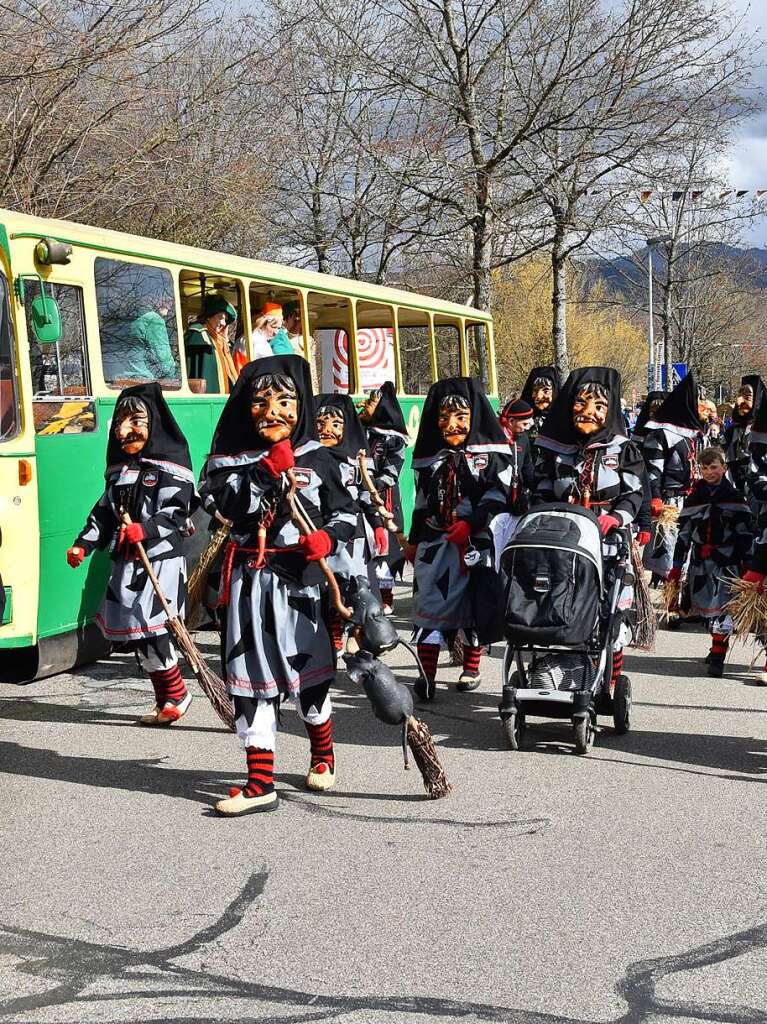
[261, 301, 283, 317]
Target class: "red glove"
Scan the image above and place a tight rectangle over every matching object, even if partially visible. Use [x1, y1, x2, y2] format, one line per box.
[598, 514, 620, 537]
[445, 519, 472, 545]
[700, 543, 714, 559]
[404, 542, 418, 564]
[123, 523, 145, 545]
[261, 439, 295, 478]
[667, 567, 682, 582]
[374, 526, 389, 556]
[298, 530, 332, 561]
[742, 570, 766, 592]
[67, 546, 85, 568]
[650, 498, 664, 519]
[637, 530, 651, 547]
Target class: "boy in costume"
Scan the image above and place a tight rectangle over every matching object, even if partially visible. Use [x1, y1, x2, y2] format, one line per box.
[203, 356, 356, 816]
[532, 367, 643, 688]
[520, 366, 560, 440]
[641, 373, 705, 582]
[315, 393, 378, 650]
[358, 380, 409, 615]
[408, 377, 512, 697]
[67, 383, 195, 725]
[724, 375, 764, 494]
[668, 448, 752, 678]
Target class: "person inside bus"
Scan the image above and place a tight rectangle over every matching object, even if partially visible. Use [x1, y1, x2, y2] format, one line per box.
[184, 293, 238, 394]
[238, 302, 293, 367]
[102, 291, 178, 385]
[282, 300, 305, 356]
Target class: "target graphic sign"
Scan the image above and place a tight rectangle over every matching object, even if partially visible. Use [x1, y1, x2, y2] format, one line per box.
[319, 328, 395, 393]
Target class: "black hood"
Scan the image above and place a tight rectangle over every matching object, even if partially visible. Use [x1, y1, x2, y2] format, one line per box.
[209, 355, 317, 458]
[521, 366, 561, 411]
[367, 380, 407, 436]
[633, 390, 667, 437]
[106, 382, 192, 476]
[731, 374, 765, 427]
[315, 393, 370, 462]
[647, 372, 702, 434]
[412, 376, 509, 463]
[538, 366, 626, 449]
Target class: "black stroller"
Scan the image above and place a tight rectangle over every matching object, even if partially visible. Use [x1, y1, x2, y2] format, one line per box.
[498, 502, 632, 754]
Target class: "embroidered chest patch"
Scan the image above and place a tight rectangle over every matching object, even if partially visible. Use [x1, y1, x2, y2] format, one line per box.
[470, 454, 489, 471]
[293, 468, 312, 489]
[142, 471, 158, 487]
[602, 455, 619, 471]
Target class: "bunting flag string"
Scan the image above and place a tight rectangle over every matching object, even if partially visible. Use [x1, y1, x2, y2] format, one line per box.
[581, 186, 767, 201]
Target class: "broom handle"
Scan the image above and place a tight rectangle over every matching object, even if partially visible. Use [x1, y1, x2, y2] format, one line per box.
[357, 449, 407, 546]
[120, 512, 174, 619]
[284, 471, 352, 620]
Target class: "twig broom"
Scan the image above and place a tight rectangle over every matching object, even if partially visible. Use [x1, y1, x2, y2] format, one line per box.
[121, 512, 235, 731]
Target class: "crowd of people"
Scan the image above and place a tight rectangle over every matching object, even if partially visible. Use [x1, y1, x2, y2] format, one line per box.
[63, 342, 767, 816]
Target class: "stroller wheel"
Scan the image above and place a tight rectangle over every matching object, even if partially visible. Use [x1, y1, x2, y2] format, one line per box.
[573, 716, 594, 755]
[502, 712, 525, 751]
[612, 675, 632, 734]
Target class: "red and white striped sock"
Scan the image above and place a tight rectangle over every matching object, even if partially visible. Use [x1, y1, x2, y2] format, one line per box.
[462, 644, 482, 677]
[306, 718, 334, 771]
[241, 747, 275, 798]
[417, 643, 440, 683]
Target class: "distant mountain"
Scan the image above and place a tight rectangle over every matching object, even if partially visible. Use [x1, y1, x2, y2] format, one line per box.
[586, 242, 767, 298]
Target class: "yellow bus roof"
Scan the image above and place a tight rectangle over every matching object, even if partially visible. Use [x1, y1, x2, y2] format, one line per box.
[0, 207, 491, 323]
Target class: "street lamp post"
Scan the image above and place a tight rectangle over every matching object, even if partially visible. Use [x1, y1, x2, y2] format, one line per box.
[646, 235, 672, 390]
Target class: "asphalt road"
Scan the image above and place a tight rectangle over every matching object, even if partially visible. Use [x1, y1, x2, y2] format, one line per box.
[1, 582, 766, 1024]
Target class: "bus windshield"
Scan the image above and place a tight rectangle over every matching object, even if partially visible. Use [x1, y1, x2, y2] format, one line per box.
[0, 273, 19, 441]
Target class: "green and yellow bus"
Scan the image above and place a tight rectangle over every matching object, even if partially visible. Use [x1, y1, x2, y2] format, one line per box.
[0, 208, 496, 681]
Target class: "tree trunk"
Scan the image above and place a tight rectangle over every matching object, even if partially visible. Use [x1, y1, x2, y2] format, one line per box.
[551, 218, 569, 379]
[471, 213, 491, 391]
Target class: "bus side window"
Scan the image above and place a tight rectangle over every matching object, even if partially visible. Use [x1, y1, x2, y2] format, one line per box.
[94, 258, 181, 390]
[24, 282, 96, 435]
[0, 273, 19, 441]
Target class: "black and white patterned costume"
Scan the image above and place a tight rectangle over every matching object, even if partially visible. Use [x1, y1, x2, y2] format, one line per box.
[363, 381, 408, 592]
[203, 357, 356, 759]
[314, 393, 377, 590]
[672, 478, 752, 631]
[724, 375, 764, 495]
[641, 374, 704, 577]
[410, 378, 512, 642]
[533, 366, 643, 636]
[74, 383, 194, 657]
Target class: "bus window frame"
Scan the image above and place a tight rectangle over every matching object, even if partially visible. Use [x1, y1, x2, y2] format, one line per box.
[395, 306, 434, 397]
[306, 290, 357, 394]
[92, 253, 187, 394]
[352, 299, 398, 397]
[465, 318, 496, 394]
[0, 268, 21, 443]
[24, 279, 93, 401]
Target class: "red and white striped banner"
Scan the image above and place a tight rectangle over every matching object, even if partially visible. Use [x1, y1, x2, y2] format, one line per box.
[319, 328, 396, 393]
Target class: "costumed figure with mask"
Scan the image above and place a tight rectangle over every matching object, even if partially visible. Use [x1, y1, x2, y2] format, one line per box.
[67, 384, 196, 725]
[641, 373, 705, 583]
[742, 392, 767, 684]
[630, 391, 667, 551]
[521, 366, 560, 440]
[408, 378, 512, 698]
[532, 367, 643, 688]
[358, 381, 409, 613]
[202, 356, 357, 816]
[724, 375, 765, 494]
[491, 397, 535, 566]
[315, 393, 379, 651]
[668, 447, 753, 678]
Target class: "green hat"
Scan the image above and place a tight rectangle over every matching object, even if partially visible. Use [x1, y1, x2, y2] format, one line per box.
[202, 293, 236, 324]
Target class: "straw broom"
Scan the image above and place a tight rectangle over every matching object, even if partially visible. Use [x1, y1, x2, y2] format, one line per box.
[120, 513, 235, 731]
[405, 716, 452, 798]
[659, 574, 682, 622]
[630, 540, 657, 650]
[725, 577, 767, 644]
[186, 521, 230, 621]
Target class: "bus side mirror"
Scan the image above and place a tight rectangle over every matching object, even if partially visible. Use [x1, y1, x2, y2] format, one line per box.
[15, 274, 63, 345]
[30, 291, 62, 344]
[35, 237, 72, 265]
